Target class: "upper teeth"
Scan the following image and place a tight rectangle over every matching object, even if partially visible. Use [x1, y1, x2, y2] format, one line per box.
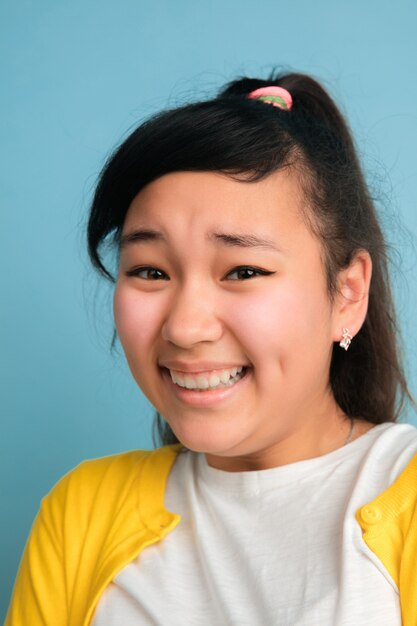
[170, 366, 244, 390]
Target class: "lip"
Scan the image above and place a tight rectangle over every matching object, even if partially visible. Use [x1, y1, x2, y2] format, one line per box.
[161, 366, 251, 407]
[159, 360, 249, 374]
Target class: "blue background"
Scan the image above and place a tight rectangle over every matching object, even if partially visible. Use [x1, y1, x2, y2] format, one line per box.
[2, 0, 417, 618]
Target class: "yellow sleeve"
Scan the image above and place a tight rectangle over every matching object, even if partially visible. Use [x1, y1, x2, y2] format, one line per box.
[356, 451, 417, 626]
[5, 448, 174, 625]
[5, 493, 68, 625]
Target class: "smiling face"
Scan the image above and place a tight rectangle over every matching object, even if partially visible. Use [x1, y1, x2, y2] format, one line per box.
[114, 170, 360, 470]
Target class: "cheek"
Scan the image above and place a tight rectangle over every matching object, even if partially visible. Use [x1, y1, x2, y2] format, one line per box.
[228, 282, 331, 364]
[113, 284, 160, 355]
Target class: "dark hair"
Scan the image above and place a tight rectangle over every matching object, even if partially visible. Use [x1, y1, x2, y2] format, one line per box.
[87, 71, 412, 446]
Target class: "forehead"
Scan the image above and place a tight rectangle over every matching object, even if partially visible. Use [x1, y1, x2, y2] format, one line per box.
[123, 170, 309, 238]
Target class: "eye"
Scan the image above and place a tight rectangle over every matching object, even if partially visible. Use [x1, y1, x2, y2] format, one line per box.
[226, 266, 275, 281]
[125, 266, 169, 280]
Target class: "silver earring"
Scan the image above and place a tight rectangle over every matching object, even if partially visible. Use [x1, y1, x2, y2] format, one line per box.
[339, 328, 352, 351]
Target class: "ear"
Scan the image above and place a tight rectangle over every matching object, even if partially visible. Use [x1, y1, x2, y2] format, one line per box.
[332, 250, 372, 342]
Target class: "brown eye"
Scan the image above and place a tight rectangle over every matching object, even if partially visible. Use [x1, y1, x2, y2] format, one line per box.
[126, 267, 169, 280]
[226, 266, 274, 280]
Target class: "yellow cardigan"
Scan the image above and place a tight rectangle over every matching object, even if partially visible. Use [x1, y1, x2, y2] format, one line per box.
[5, 444, 417, 626]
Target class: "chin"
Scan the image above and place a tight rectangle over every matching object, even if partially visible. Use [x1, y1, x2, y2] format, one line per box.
[169, 421, 241, 456]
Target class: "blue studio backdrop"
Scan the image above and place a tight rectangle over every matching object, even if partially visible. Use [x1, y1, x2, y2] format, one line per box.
[2, 0, 417, 618]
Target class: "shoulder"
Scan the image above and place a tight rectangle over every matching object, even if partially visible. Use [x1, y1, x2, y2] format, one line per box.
[356, 422, 417, 528]
[348, 421, 417, 522]
[6, 446, 183, 625]
[41, 444, 183, 529]
[355, 426, 417, 590]
[360, 421, 417, 468]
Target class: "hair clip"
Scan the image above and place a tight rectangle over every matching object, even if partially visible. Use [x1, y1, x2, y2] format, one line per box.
[247, 86, 293, 111]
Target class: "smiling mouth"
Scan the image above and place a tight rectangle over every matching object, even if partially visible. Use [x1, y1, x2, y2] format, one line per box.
[165, 366, 250, 391]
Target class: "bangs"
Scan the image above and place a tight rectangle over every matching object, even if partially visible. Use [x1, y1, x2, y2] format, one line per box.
[88, 98, 299, 278]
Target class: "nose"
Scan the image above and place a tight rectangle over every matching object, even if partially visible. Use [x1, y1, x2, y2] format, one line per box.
[161, 281, 223, 348]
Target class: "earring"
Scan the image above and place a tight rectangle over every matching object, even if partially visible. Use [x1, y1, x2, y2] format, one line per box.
[339, 328, 352, 351]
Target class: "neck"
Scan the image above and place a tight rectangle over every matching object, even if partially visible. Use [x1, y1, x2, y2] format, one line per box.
[206, 394, 369, 472]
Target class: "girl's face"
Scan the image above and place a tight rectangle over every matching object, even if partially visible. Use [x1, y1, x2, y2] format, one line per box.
[114, 170, 353, 470]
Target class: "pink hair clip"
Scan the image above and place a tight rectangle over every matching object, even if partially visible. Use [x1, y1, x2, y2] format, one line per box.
[247, 86, 293, 111]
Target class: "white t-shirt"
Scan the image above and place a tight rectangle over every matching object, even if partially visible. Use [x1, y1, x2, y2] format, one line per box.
[92, 422, 417, 625]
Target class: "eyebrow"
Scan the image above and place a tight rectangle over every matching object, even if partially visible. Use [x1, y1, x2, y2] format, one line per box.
[119, 228, 281, 252]
[119, 228, 166, 248]
[208, 231, 281, 252]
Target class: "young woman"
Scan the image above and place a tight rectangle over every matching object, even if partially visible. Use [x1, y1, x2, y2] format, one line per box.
[6, 73, 417, 625]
